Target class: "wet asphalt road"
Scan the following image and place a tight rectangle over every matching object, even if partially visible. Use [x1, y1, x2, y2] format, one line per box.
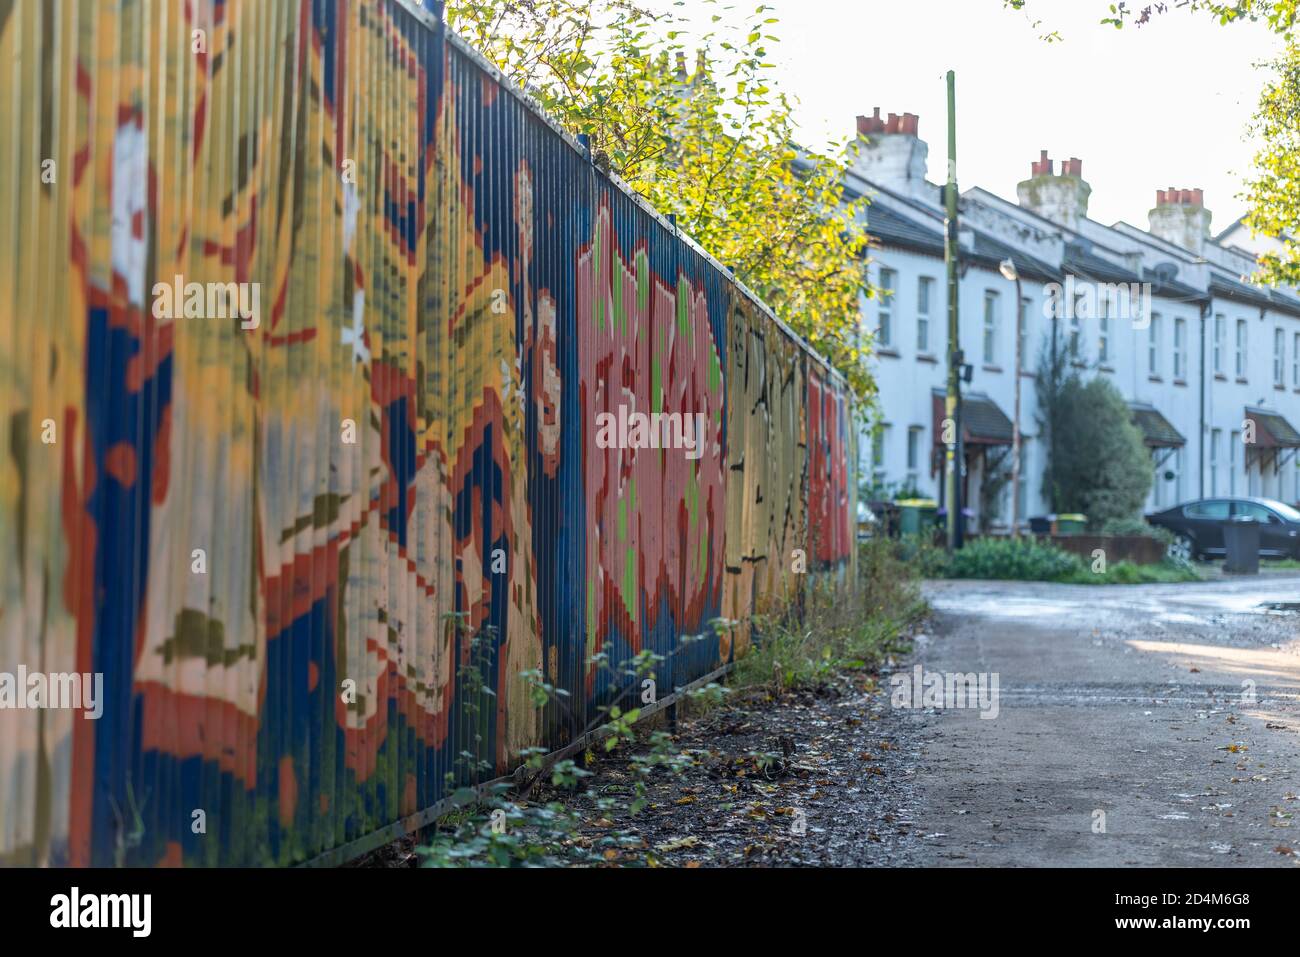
[895, 575, 1300, 867]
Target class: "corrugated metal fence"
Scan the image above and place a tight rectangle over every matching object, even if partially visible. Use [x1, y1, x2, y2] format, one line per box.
[0, 0, 855, 866]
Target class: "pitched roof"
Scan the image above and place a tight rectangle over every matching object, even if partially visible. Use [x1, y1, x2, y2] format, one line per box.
[1210, 273, 1276, 311]
[1063, 244, 1141, 285]
[863, 202, 945, 256]
[1128, 402, 1186, 448]
[1245, 408, 1300, 449]
[931, 389, 1014, 446]
[859, 188, 1062, 283]
[969, 233, 1060, 284]
[1145, 270, 1205, 304]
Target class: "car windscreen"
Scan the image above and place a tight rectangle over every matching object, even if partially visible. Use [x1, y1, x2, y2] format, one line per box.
[1266, 500, 1300, 522]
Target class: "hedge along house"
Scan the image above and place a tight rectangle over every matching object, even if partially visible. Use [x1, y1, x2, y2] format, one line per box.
[849, 110, 1300, 530]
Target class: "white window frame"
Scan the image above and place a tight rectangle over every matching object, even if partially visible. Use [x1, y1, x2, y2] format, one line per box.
[1098, 292, 1110, 365]
[1148, 313, 1161, 376]
[1236, 319, 1247, 379]
[906, 426, 923, 487]
[1214, 314, 1224, 374]
[983, 290, 999, 365]
[1174, 317, 1186, 380]
[1174, 446, 1185, 504]
[872, 424, 890, 487]
[916, 277, 933, 352]
[878, 268, 895, 347]
[1018, 297, 1030, 371]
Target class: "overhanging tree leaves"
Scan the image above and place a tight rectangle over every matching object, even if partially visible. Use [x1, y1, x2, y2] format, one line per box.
[1005, 0, 1300, 284]
[1244, 39, 1300, 285]
[444, 0, 877, 411]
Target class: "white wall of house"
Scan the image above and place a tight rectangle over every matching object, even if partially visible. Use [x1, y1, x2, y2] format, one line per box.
[862, 247, 1056, 527]
[850, 121, 1300, 526]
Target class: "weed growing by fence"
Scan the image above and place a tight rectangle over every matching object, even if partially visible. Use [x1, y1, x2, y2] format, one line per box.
[735, 538, 926, 693]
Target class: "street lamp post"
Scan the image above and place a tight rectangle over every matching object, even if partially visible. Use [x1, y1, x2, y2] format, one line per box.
[943, 70, 962, 551]
[1000, 259, 1022, 539]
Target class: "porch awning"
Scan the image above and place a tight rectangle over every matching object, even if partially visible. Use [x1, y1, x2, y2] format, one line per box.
[931, 389, 1014, 447]
[1245, 407, 1300, 449]
[1129, 402, 1186, 449]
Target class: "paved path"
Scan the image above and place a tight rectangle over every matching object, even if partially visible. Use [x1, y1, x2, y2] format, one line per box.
[898, 577, 1300, 866]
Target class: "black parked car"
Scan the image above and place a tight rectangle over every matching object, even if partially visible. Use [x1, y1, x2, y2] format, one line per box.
[1146, 497, 1300, 561]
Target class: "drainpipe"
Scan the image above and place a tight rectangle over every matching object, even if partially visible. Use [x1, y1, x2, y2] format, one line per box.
[1199, 299, 1209, 499]
[999, 259, 1022, 537]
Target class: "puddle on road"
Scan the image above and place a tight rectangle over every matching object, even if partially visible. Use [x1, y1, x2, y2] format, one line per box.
[929, 580, 1300, 623]
[927, 594, 1084, 619]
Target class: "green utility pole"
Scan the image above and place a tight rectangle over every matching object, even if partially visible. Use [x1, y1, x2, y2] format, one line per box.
[943, 70, 964, 551]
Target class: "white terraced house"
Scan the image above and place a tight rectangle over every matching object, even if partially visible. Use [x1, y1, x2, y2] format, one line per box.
[845, 108, 1300, 532]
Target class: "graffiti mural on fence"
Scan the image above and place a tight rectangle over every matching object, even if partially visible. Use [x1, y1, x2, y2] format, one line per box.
[0, 0, 854, 867]
[808, 367, 856, 569]
[577, 195, 727, 696]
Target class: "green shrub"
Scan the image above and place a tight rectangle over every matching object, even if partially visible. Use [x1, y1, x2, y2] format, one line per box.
[1099, 516, 1174, 545]
[1038, 366, 1153, 529]
[893, 533, 951, 578]
[945, 537, 1084, 581]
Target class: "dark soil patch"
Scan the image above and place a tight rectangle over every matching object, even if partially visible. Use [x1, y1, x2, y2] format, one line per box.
[349, 667, 925, 867]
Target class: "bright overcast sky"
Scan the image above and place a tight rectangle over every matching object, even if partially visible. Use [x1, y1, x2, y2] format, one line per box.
[643, 0, 1287, 231]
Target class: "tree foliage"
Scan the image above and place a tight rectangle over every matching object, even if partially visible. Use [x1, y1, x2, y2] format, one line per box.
[444, 0, 876, 410]
[1038, 345, 1153, 527]
[1244, 40, 1300, 285]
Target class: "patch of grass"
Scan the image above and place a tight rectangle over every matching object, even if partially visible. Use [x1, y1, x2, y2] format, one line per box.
[733, 538, 926, 693]
[1058, 558, 1201, 584]
[1263, 558, 1300, 569]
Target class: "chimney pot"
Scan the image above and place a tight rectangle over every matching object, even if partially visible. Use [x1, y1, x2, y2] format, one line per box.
[1018, 150, 1090, 229]
[848, 106, 930, 199]
[857, 107, 918, 137]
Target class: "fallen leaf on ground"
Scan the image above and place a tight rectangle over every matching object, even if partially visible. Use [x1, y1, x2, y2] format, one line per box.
[654, 836, 700, 852]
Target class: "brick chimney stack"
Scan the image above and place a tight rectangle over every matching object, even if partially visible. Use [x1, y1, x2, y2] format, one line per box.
[1016, 151, 1091, 231]
[852, 107, 930, 201]
[1148, 187, 1212, 256]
